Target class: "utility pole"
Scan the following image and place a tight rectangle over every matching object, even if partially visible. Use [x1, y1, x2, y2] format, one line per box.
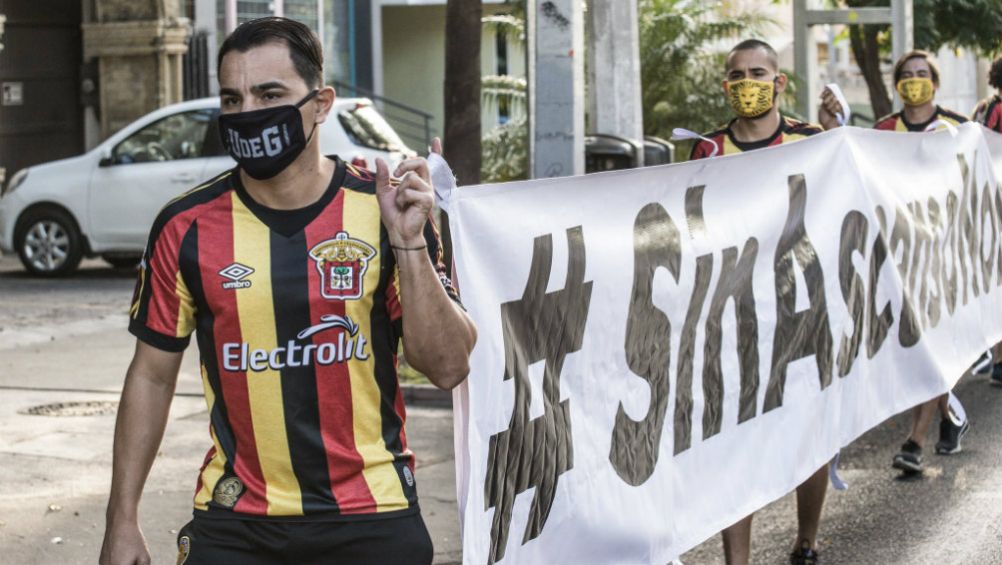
[586, 0, 643, 164]
[794, 0, 913, 119]
[527, 0, 584, 178]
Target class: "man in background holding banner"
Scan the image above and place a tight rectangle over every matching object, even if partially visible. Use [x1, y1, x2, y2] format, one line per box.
[972, 55, 1002, 386]
[688, 39, 843, 565]
[874, 50, 972, 475]
[874, 50, 968, 133]
[972, 55, 1002, 134]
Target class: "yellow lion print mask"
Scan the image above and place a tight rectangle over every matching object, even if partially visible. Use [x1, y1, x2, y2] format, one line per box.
[896, 77, 935, 107]
[727, 78, 776, 118]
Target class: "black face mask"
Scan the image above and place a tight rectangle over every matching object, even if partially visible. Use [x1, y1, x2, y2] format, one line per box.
[218, 90, 319, 180]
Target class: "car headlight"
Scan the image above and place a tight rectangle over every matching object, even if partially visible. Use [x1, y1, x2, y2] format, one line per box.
[2, 168, 29, 197]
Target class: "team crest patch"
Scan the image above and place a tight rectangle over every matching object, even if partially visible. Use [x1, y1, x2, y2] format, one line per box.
[176, 535, 191, 565]
[309, 232, 377, 301]
[213, 476, 243, 508]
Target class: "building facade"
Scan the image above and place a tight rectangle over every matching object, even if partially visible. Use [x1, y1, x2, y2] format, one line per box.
[0, 0, 191, 184]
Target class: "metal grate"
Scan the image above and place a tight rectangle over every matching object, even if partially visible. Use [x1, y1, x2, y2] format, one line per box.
[20, 401, 119, 417]
[284, 0, 318, 34]
[183, 30, 211, 101]
[237, 0, 272, 23]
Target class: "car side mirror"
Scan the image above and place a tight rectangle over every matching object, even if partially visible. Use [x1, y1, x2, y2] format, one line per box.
[98, 149, 113, 167]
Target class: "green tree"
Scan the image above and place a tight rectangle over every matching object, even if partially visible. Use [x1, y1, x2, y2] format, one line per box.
[639, 0, 776, 157]
[838, 0, 1002, 119]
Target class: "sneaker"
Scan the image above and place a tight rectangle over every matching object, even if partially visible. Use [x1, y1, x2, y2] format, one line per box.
[991, 364, 1002, 386]
[973, 350, 989, 372]
[935, 417, 970, 454]
[892, 439, 923, 473]
[789, 542, 819, 565]
[974, 351, 993, 373]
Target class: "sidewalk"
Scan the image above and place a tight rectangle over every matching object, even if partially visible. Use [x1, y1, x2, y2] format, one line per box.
[0, 321, 462, 565]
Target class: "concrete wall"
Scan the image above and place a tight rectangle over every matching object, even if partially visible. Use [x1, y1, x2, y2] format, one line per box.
[84, 0, 189, 139]
[936, 47, 981, 117]
[382, 5, 447, 138]
[381, 3, 516, 140]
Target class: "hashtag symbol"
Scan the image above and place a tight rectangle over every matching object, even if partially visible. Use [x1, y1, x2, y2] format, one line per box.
[484, 226, 593, 564]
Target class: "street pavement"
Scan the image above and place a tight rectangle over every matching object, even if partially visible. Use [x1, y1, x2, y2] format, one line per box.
[1, 253, 1001, 565]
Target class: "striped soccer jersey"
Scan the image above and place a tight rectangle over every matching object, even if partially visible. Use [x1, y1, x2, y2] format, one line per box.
[973, 95, 1002, 133]
[689, 116, 823, 160]
[873, 106, 968, 132]
[129, 157, 459, 521]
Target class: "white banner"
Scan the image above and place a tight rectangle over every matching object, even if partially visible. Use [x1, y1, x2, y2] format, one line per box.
[449, 124, 1002, 565]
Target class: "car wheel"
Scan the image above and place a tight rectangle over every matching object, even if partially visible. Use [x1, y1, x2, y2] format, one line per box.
[15, 208, 84, 276]
[103, 255, 141, 269]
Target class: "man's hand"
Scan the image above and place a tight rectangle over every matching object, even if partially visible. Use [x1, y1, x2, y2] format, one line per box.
[99, 520, 151, 565]
[818, 87, 845, 130]
[100, 341, 182, 565]
[375, 157, 435, 247]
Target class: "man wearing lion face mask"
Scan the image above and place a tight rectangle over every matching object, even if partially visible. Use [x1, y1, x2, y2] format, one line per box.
[874, 50, 968, 132]
[872, 50, 972, 479]
[688, 39, 842, 565]
[689, 39, 842, 160]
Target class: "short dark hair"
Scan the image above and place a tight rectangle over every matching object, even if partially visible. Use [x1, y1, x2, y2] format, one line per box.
[217, 17, 324, 88]
[726, 39, 779, 72]
[893, 50, 940, 85]
[989, 56, 1002, 90]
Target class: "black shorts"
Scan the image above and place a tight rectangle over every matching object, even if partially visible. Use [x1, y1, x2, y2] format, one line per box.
[175, 512, 434, 565]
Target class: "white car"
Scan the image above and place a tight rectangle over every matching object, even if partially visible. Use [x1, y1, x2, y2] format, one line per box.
[0, 97, 414, 276]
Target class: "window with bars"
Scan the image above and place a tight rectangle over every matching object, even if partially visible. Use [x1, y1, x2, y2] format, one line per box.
[236, 0, 273, 23]
[285, 0, 318, 35]
[215, 0, 356, 90]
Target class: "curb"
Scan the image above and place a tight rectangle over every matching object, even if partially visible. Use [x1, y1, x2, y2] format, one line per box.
[401, 383, 453, 409]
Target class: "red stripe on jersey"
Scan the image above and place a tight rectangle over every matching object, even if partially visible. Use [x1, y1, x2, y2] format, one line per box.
[194, 444, 216, 495]
[145, 210, 199, 337]
[198, 195, 269, 515]
[689, 132, 725, 160]
[304, 191, 378, 514]
[385, 274, 402, 321]
[986, 99, 1002, 133]
[874, 115, 899, 131]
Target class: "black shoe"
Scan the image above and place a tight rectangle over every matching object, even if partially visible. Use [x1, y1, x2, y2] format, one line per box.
[935, 417, 970, 454]
[991, 364, 1002, 386]
[892, 439, 923, 473]
[790, 542, 819, 565]
[974, 351, 993, 373]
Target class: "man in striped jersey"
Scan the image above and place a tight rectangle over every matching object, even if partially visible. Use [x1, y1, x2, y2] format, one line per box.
[99, 17, 476, 565]
[872, 51, 971, 477]
[689, 39, 841, 565]
[688, 39, 842, 161]
[873, 50, 968, 133]
[972, 56, 1002, 385]
[973, 56, 1002, 134]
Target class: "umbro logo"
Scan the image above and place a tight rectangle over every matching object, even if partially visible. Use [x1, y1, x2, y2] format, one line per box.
[219, 263, 254, 290]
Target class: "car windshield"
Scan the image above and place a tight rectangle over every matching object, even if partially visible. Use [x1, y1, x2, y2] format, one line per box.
[113, 110, 215, 164]
[338, 105, 409, 153]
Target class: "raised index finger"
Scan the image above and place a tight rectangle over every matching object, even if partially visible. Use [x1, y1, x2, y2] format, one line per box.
[394, 158, 432, 185]
[375, 158, 393, 195]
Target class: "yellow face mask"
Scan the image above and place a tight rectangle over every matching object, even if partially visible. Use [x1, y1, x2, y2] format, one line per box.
[727, 78, 776, 118]
[896, 77, 935, 106]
